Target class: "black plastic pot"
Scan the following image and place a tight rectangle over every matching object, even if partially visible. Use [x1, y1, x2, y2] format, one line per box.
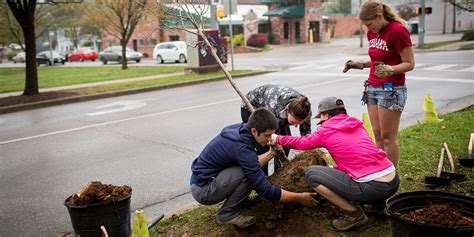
[64, 193, 131, 237]
[385, 191, 474, 237]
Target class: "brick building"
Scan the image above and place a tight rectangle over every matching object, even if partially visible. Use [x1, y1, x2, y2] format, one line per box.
[263, 0, 325, 44]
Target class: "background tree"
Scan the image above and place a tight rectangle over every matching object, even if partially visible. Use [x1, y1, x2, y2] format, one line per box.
[92, 0, 159, 70]
[5, 0, 41, 95]
[323, 0, 352, 15]
[396, 4, 416, 21]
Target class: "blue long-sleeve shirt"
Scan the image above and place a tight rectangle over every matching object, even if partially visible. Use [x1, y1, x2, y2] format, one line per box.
[190, 123, 282, 202]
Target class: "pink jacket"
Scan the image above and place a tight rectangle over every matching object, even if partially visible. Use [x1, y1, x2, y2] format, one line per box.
[276, 114, 393, 179]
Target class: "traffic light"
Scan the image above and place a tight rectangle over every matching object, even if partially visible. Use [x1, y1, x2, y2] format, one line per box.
[424, 7, 432, 14]
[216, 6, 225, 18]
[415, 7, 432, 15]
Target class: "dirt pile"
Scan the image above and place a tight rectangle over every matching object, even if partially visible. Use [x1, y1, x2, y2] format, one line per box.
[67, 181, 132, 205]
[269, 149, 329, 192]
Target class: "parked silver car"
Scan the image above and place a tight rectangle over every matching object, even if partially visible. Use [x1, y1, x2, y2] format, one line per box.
[13, 52, 26, 63]
[98, 46, 143, 64]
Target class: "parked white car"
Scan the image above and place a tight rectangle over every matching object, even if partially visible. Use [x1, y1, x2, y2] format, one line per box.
[152, 41, 187, 64]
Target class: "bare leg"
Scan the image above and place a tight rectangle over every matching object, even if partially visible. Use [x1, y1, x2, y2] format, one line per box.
[367, 105, 383, 149]
[378, 107, 402, 165]
[314, 185, 357, 212]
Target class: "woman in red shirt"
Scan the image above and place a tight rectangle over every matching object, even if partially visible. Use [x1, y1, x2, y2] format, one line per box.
[343, 1, 415, 166]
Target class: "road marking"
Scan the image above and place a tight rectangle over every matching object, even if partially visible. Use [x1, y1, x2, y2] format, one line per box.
[461, 66, 474, 72]
[87, 99, 153, 116]
[271, 72, 473, 83]
[422, 64, 457, 71]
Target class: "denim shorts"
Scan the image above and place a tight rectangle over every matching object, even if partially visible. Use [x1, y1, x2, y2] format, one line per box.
[367, 84, 407, 112]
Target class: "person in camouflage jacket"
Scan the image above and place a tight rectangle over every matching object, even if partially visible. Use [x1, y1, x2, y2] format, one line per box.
[241, 84, 312, 173]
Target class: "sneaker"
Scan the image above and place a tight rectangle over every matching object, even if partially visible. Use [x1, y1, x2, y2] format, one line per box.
[331, 210, 369, 231]
[216, 214, 256, 228]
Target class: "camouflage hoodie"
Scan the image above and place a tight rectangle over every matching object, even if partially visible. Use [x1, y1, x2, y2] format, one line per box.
[242, 84, 311, 135]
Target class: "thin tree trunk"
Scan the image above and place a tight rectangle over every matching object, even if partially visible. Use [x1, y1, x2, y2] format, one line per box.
[121, 41, 128, 70]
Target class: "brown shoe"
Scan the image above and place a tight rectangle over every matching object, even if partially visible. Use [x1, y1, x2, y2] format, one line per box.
[217, 215, 256, 228]
[331, 210, 369, 231]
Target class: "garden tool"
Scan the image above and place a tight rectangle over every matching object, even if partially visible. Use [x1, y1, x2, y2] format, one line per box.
[440, 142, 466, 179]
[424, 147, 450, 185]
[459, 133, 474, 167]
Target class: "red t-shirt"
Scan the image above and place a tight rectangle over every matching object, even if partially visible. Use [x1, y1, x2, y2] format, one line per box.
[367, 21, 412, 87]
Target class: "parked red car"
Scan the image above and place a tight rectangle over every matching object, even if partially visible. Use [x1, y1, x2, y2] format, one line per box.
[68, 49, 97, 62]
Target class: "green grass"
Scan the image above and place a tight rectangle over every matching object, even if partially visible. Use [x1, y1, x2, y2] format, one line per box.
[420, 40, 459, 49]
[459, 43, 474, 50]
[0, 66, 184, 93]
[79, 70, 252, 95]
[150, 107, 474, 236]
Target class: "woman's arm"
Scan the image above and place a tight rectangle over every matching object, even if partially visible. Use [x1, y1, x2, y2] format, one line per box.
[393, 46, 415, 74]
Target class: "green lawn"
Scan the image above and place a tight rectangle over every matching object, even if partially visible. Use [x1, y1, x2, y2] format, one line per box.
[78, 70, 252, 95]
[0, 66, 184, 93]
[421, 40, 459, 49]
[150, 107, 474, 236]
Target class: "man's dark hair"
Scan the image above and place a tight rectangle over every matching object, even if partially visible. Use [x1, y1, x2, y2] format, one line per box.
[248, 108, 278, 134]
[324, 108, 347, 117]
[288, 96, 311, 120]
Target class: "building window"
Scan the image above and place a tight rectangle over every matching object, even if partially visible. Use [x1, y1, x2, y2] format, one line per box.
[150, 38, 157, 45]
[139, 38, 145, 45]
[295, 21, 300, 40]
[169, 35, 180, 41]
[284, 22, 289, 39]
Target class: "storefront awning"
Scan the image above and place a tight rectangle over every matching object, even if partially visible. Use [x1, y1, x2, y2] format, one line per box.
[260, 0, 282, 4]
[263, 5, 304, 17]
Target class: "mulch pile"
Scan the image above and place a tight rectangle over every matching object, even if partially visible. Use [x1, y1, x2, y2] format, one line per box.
[400, 204, 474, 227]
[67, 181, 132, 205]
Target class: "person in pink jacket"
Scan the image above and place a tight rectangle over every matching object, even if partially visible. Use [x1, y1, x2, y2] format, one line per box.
[271, 97, 399, 231]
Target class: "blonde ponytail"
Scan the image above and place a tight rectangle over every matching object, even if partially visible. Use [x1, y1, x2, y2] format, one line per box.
[359, 1, 406, 26]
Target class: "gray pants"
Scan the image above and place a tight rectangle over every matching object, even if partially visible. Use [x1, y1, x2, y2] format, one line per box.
[305, 166, 400, 204]
[190, 166, 252, 221]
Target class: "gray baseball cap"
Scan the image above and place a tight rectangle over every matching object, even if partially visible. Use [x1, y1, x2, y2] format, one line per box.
[314, 97, 345, 118]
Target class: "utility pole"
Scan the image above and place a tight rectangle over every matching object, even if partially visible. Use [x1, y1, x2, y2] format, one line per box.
[443, 0, 447, 34]
[359, 0, 363, 48]
[418, 0, 425, 48]
[452, 0, 456, 33]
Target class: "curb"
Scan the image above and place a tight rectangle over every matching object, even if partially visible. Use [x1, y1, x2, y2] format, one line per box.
[0, 70, 272, 114]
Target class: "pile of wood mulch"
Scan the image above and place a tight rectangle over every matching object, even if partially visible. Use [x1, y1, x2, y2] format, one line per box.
[67, 181, 132, 206]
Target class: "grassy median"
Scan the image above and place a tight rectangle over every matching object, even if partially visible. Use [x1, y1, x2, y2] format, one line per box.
[0, 66, 185, 93]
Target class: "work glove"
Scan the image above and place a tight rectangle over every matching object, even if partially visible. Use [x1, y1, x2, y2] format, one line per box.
[343, 60, 364, 73]
[374, 62, 395, 78]
[268, 134, 278, 146]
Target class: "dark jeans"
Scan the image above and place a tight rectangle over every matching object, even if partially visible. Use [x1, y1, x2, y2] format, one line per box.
[305, 166, 400, 204]
[241, 108, 291, 175]
[190, 166, 252, 221]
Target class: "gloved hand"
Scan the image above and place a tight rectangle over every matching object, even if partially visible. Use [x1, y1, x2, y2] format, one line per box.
[374, 62, 395, 77]
[343, 60, 364, 73]
[268, 134, 278, 146]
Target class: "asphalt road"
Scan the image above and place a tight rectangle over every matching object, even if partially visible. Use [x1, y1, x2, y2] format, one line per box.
[0, 41, 473, 235]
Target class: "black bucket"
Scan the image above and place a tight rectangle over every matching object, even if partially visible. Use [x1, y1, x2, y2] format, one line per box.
[64, 193, 131, 237]
[385, 191, 474, 237]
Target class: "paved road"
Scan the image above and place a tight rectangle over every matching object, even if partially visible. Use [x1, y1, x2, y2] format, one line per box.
[0, 36, 473, 236]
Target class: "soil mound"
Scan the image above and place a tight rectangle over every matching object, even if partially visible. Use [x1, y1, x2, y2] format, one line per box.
[67, 181, 132, 205]
[401, 204, 474, 227]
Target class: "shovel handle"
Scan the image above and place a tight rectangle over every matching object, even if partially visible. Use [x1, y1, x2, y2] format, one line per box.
[443, 142, 455, 173]
[436, 148, 445, 177]
[469, 133, 473, 159]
